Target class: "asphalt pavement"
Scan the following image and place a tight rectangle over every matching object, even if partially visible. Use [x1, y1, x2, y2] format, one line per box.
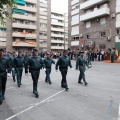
[0, 60, 120, 120]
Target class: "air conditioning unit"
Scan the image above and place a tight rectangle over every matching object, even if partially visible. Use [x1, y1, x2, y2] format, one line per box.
[118, 35, 120, 39]
[107, 36, 111, 41]
[89, 41, 93, 46]
[111, 14, 115, 18]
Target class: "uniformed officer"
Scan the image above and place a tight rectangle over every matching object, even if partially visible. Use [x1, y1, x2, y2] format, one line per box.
[10, 52, 16, 82]
[76, 51, 88, 86]
[14, 51, 25, 87]
[0, 49, 10, 105]
[56, 50, 72, 91]
[28, 49, 44, 98]
[24, 52, 29, 75]
[44, 53, 55, 84]
[110, 48, 115, 63]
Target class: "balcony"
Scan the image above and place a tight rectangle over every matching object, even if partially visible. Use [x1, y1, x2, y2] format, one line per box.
[12, 23, 37, 29]
[12, 32, 37, 38]
[40, 27, 47, 32]
[40, 20, 47, 24]
[116, 36, 120, 42]
[51, 15, 64, 21]
[51, 22, 64, 26]
[39, 44, 47, 48]
[51, 33, 64, 38]
[12, 14, 37, 21]
[71, 0, 79, 6]
[116, 21, 120, 28]
[17, 5, 37, 13]
[51, 40, 64, 44]
[80, 0, 109, 10]
[40, 11, 47, 16]
[40, 3, 47, 8]
[24, 0, 37, 4]
[71, 41, 79, 46]
[0, 32, 6, 37]
[51, 46, 64, 50]
[71, 20, 79, 26]
[0, 42, 6, 47]
[39, 36, 47, 39]
[116, 6, 120, 13]
[51, 27, 64, 32]
[71, 9, 79, 16]
[12, 41, 37, 47]
[80, 7, 110, 22]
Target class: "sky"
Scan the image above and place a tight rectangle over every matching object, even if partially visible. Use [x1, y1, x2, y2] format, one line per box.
[51, 0, 68, 13]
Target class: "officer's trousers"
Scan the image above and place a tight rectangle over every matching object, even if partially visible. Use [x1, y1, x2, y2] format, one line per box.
[31, 70, 40, 88]
[79, 66, 87, 84]
[45, 69, 51, 82]
[60, 68, 68, 88]
[111, 55, 114, 63]
[0, 72, 7, 100]
[12, 68, 16, 77]
[25, 65, 28, 74]
[16, 68, 23, 85]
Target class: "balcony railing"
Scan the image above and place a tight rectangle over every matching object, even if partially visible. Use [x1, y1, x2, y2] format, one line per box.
[40, 3, 47, 8]
[51, 33, 64, 38]
[51, 27, 64, 32]
[12, 14, 37, 21]
[80, 7, 110, 22]
[51, 46, 64, 49]
[80, 0, 109, 10]
[51, 40, 64, 44]
[24, 0, 37, 4]
[51, 22, 64, 26]
[12, 23, 37, 29]
[116, 21, 120, 28]
[0, 32, 6, 37]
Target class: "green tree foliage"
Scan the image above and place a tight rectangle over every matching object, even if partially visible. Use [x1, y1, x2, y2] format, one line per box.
[0, 0, 16, 25]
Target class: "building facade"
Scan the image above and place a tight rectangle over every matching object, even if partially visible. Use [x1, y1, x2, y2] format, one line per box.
[51, 11, 68, 51]
[69, 0, 120, 53]
[0, 0, 51, 52]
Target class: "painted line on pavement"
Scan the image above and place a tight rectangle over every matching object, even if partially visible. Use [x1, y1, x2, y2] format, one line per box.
[118, 104, 120, 120]
[11, 97, 64, 110]
[5, 90, 64, 120]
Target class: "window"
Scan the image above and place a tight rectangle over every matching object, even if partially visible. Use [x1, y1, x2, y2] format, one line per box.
[100, 18, 106, 25]
[86, 34, 90, 39]
[99, 44, 106, 49]
[100, 32, 106, 37]
[117, 29, 120, 35]
[85, 21, 91, 28]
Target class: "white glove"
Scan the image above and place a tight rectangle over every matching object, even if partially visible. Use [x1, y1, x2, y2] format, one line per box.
[43, 68, 46, 71]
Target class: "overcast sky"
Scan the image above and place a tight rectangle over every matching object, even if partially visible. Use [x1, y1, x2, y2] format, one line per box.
[51, 0, 68, 13]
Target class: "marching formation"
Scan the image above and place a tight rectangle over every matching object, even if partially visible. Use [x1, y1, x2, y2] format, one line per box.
[0, 48, 92, 105]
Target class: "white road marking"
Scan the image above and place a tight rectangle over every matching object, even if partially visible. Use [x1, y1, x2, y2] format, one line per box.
[118, 104, 120, 120]
[11, 97, 64, 110]
[5, 90, 64, 120]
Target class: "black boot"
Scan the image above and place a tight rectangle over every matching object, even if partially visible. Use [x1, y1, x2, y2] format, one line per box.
[0, 91, 3, 105]
[33, 87, 39, 98]
[13, 76, 16, 82]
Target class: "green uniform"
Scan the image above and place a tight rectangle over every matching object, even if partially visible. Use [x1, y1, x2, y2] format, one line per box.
[14, 56, 25, 87]
[56, 55, 72, 90]
[0, 56, 10, 104]
[28, 56, 44, 98]
[44, 58, 55, 84]
[24, 55, 29, 74]
[10, 55, 16, 82]
[76, 56, 89, 85]
[110, 49, 115, 63]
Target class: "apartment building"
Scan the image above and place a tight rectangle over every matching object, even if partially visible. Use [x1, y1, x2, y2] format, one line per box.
[0, 0, 51, 52]
[68, 0, 118, 51]
[51, 11, 68, 51]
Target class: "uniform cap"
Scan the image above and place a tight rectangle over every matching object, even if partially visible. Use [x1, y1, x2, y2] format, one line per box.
[32, 48, 38, 51]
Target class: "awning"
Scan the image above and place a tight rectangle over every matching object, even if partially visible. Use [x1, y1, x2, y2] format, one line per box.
[14, 0, 26, 5]
[12, 8, 26, 14]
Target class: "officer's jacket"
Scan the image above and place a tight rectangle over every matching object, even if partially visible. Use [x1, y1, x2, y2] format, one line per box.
[28, 56, 44, 70]
[14, 56, 25, 68]
[44, 58, 55, 69]
[76, 56, 89, 70]
[0, 56, 10, 72]
[56, 55, 72, 70]
[10, 55, 16, 67]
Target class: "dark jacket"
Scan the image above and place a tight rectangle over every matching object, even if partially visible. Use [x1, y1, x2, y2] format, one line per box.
[14, 56, 25, 68]
[44, 58, 55, 69]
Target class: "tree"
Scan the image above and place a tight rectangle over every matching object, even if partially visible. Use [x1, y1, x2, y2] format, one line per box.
[0, 0, 16, 25]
